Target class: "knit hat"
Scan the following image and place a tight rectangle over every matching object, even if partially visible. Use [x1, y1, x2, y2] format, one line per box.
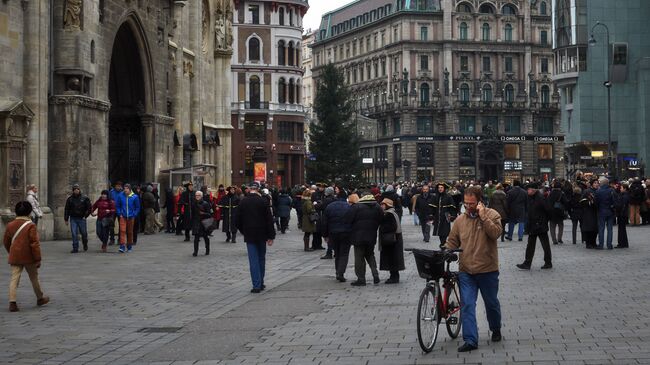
[72, 184, 80, 191]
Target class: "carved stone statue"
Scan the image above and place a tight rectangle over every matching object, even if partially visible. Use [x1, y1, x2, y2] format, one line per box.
[401, 68, 409, 95]
[443, 67, 450, 96]
[64, 0, 82, 30]
[202, 0, 210, 53]
[215, 18, 225, 50]
[225, 1, 234, 48]
[215, 0, 233, 52]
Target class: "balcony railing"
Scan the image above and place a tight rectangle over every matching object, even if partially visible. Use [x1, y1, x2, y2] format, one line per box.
[232, 101, 306, 113]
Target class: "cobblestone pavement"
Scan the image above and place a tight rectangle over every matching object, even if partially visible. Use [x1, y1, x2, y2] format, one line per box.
[1, 214, 650, 365]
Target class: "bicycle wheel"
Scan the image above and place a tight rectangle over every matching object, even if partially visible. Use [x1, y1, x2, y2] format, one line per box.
[416, 283, 440, 353]
[445, 281, 462, 339]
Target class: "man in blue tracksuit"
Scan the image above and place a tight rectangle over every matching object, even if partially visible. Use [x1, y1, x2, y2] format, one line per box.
[108, 181, 124, 245]
[115, 184, 140, 253]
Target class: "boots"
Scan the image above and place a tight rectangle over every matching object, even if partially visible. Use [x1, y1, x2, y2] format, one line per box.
[304, 237, 313, 252]
[9, 302, 18, 312]
[231, 233, 237, 243]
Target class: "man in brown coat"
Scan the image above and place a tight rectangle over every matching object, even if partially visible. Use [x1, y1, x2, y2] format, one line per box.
[3, 201, 49, 312]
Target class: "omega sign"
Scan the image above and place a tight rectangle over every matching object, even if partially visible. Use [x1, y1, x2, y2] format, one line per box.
[500, 136, 527, 142]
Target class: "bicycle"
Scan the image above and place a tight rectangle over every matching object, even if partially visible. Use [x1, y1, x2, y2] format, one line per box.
[406, 247, 463, 353]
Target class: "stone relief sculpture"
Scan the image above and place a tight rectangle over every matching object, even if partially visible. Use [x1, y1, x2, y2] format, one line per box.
[225, 0, 234, 48]
[202, 0, 210, 53]
[215, 0, 233, 52]
[64, 0, 83, 30]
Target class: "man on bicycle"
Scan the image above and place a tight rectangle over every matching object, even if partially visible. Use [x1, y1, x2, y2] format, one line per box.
[444, 185, 503, 352]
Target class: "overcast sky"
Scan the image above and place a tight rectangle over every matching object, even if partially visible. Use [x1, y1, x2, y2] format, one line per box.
[303, 0, 355, 33]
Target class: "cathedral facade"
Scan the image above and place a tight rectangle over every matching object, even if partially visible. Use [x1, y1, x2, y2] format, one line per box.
[0, 0, 234, 239]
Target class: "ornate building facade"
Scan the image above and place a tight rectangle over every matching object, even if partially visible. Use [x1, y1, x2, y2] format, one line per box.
[311, 0, 563, 183]
[0, 0, 233, 239]
[230, 0, 309, 188]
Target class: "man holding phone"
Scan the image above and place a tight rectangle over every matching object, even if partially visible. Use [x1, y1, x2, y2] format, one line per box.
[444, 186, 503, 352]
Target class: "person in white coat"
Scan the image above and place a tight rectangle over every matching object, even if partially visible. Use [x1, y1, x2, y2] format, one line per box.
[25, 185, 43, 225]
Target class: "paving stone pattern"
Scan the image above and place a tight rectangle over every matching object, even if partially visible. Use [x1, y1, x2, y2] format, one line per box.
[1, 213, 650, 364]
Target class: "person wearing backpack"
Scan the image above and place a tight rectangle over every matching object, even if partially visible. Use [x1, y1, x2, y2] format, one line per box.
[3, 201, 49, 312]
[548, 181, 569, 244]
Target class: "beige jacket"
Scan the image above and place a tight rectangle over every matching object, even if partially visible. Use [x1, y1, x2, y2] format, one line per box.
[445, 208, 502, 274]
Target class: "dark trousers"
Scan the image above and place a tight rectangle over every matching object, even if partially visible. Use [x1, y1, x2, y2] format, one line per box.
[571, 219, 581, 244]
[330, 232, 352, 278]
[438, 235, 448, 248]
[166, 213, 175, 232]
[184, 228, 190, 240]
[193, 233, 210, 254]
[109, 216, 118, 243]
[226, 231, 237, 242]
[524, 232, 552, 266]
[353, 245, 378, 282]
[280, 217, 289, 233]
[419, 216, 430, 241]
[584, 231, 598, 247]
[296, 211, 303, 229]
[312, 232, 323, 249]
[175, 216, 184, 235]
[617, 217, 629, 247]
[500, 220, 506, 241]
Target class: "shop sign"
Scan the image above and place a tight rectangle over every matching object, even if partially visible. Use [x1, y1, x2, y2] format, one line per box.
[504, 160, 523, 171]
[540, 167, 552, 173]
[254, 162, 267, 182]
[362, 158, 374, 164]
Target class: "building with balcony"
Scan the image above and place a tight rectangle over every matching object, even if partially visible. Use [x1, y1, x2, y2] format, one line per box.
[230, 0, 309, 187]
[311, 0, 563, 183]
[552, 0, 650, 179]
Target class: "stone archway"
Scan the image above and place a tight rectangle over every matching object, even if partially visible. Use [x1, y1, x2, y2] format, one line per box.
[108, 16, 153, 184]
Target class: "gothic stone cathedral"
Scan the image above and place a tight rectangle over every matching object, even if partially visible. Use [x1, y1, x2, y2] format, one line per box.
[0, 0, 234, 239]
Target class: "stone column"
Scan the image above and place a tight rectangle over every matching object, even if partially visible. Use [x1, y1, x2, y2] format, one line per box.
[172, 3, 185, 167]
[189, 3, 202, 165]
[141, 115, 156, 182]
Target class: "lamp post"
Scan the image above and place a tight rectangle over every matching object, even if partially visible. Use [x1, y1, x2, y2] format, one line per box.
[588, 21, 613, 176]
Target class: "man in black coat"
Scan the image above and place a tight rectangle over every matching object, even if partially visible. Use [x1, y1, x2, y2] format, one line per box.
[517, 182, 553, 270]
[322, 190, 353, 282]
[236, 182, 276, 293]
[316, 187, 337, 259]
[218, 186, 240, 243]
[414, 184, 434, 242]
[177, 182, 194, 241]
[344, 193, 383, 286]
[430, 182, 457, 248]
[505, 180, 528, 241]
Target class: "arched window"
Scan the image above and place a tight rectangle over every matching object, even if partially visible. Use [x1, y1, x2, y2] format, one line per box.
[278, 40, 285, 65]
[288, 79, 295, 103]
[502, 4, 517, 15]
[420, 83, 430, 106]
[249, 76, 261, 108]
[296, 81, 301, 102]
[479, 3, 494, 14]
[504, 84, 514, 103]
[249, 37, 260, 62]
[460, 22, 468, 40]
[482, 23, 490, 41]
[457, 3, 472, 13]
[278, 78, 286, 103]
[541, 85, 550, 105]
[540, 1, 547, 15]
[287, 41, 294, 66]
[279, 8, 285, 25]
[504, 24, 513, 41]
[460, 83, 470, 102]
[482, 84, 492, 102]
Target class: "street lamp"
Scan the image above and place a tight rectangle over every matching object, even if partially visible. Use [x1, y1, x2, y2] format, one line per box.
[588, 21, 614, 176]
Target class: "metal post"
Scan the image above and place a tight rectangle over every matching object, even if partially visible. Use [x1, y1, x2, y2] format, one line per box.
[589, 21, 613, 176]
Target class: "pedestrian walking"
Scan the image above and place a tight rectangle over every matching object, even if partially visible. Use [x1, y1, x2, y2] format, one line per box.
[276, 189, 292, 234]
[301, 189, 317, 251]
[218, 186, 239, 243]
[378, 198, 405, 284]
[548, 181, 569, 244]
[191, 191, 212, 256]
[414, 185, 433, 242]
[164, 188, 176, 233]
[64, 184, 92, 253]
[177, 182, 194, 242]
[236, 182, 276, 293]
[516, 182, 553, 270]
[108, 181, 124, 245]
[488, 184, 508, 242]
[430, 182, 457, 248]
[580, 179, 599, 249]
[3, 201, 50, 312]
[505, 180, 527, 241]
[142, 185, 161, 234]
[444, 186, 502, 352]
[594, 177, 615, 250]
[322, 190, 353, 282]
[90, 190, 116, 252]
[115, 184, 140, 253]
[25, 185, 43, 225]
[344, 193, 382, 286]
[615, 183, 630, 248]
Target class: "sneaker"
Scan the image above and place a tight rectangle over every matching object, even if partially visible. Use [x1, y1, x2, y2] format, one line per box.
[350, 280, 366, 286]
[541, 263, 553, 269]
[516, 263, 531, 270]
[491, 330, 502, 342]
[37, 296, 50, 307]
[457, 342, 478, 352]
[118, 245, 125, 253]
[127, 245, 133, 253]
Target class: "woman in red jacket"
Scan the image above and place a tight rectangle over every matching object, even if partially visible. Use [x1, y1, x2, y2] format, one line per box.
[213, 184, 226, 229]
[91, 190, 116, 252]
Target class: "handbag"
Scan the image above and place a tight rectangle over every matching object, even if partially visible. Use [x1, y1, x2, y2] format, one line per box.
[381, 232, 397, 246]
[201, 217, 216, 231]
[309, 211, 320, 223]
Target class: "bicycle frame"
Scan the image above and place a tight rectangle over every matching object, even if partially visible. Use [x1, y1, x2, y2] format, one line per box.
[426, 260, 461, 319]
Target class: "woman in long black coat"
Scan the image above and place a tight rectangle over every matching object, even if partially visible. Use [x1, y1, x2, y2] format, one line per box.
[568, 186, 584, 245]
[191, 191, 212, 256]
[218, 187, 240, 243]
[378, 198, 405, 284]
[580, 182, 599, 249]
[177, 183, 194, 241]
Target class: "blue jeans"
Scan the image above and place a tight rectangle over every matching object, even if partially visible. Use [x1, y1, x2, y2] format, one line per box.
[413, 214, 420, 226]
[458, 271, 502, 347]
[246, 242, 267, 289]
[598, 214, 614, 248]
[507, 220, 525, 240]
[70, 217, 88, 250]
